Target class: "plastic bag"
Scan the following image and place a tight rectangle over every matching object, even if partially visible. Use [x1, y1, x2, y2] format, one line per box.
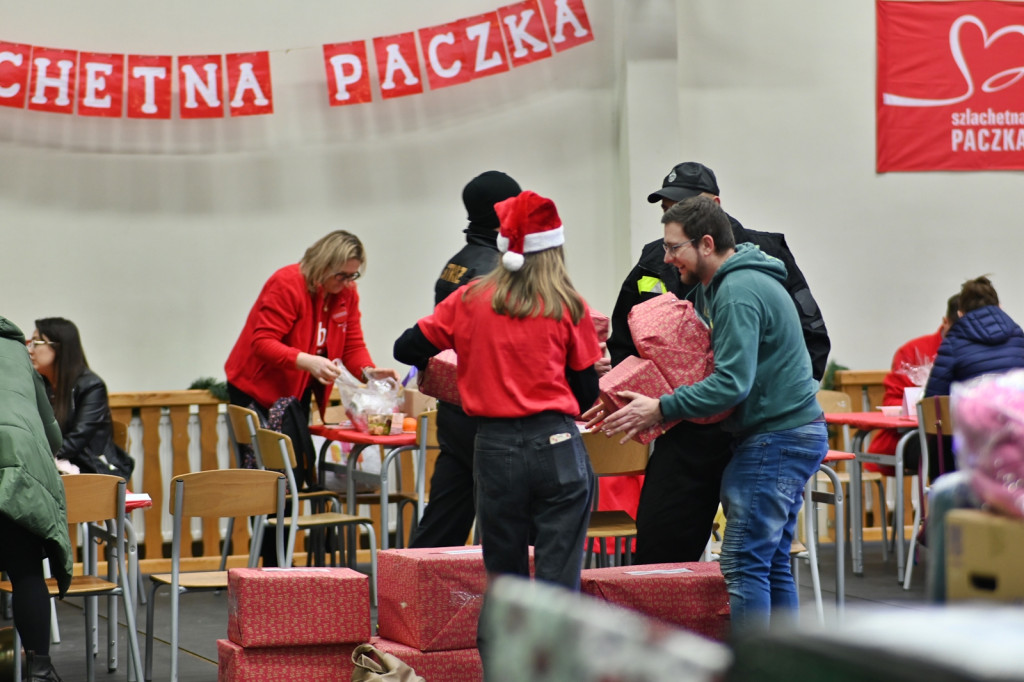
[333, 363, 403, 433]
[951, 369, 1024, 518]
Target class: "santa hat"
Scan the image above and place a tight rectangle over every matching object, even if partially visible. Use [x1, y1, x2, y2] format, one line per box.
[494, 190, 564, 272]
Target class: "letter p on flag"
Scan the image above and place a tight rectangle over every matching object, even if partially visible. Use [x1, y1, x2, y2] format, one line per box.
[323, 40, 372, 106]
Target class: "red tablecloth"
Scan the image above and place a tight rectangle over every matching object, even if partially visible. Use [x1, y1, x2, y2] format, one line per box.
[309, 424, 417, 447]
[823, 411, 917, 431]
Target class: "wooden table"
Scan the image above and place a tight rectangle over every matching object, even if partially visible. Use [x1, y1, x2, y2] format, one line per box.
[823, 412, 918, 580]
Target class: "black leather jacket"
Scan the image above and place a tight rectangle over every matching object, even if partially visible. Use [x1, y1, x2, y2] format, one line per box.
[50, 369, 133, 478]
[607, 213, 831, 381]
[433, 228, 501, 306]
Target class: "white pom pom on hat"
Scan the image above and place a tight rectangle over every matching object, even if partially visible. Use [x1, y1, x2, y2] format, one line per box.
[494, 190, 564, 272]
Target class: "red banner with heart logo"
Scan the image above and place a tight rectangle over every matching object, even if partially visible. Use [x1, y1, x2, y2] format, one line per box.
[877, 0, 1024, 172]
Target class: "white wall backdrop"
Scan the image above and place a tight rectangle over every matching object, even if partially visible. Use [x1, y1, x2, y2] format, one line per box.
[2, 0, 1022, 392]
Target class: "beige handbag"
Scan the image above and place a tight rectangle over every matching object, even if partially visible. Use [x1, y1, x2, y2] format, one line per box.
[351, 643, 425, 682]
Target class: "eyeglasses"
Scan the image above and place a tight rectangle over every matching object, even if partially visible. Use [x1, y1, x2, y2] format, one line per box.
[26, 339, 54, 348]
[662, 237, 697, 255]
[330, 271, 361, 282]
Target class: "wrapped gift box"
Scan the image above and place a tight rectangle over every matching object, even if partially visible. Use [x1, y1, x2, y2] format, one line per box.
[378, 546, 535, 651]
[227, 567, 370, 647]
[217, 639, 356, 682]
[368, 637, 482, 682]
[591, 309, 611, 343]
[418, 349, 461, 406]
[580, 562, 730, 641]
[599, 356, 681, 444]
[626, 294, 732, 426]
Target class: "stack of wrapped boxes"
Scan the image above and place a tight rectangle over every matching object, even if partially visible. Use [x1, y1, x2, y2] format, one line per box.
[217, 567, 370, 681]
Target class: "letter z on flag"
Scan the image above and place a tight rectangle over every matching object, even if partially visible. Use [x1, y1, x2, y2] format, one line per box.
[877, 0, 1024, 172]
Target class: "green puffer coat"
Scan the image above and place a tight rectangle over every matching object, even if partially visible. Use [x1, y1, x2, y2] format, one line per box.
[0, 316, 72, 596]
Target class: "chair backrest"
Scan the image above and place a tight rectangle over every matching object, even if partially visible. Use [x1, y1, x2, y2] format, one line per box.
[581, 431, 649, 476]
[170, 468, 284, 519]
[916, 395, 953, 483]
[112, 421, 130, 451]
[817, 389, 853, 413]
[225, 404, 264, 468]
[63, 473, 125, 525]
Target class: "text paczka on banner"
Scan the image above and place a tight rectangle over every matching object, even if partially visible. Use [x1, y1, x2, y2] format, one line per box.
[877, 0, 1024, 172]
[322, 0, 593, 104]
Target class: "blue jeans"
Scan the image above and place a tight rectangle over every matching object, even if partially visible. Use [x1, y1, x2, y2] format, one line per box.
[719, 421, 827, 633]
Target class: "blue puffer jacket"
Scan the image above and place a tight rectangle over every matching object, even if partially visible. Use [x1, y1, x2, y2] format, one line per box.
[925, 305, 1024, 397]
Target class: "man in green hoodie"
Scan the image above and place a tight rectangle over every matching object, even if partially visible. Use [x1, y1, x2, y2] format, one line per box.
[599, 196, 826, 632]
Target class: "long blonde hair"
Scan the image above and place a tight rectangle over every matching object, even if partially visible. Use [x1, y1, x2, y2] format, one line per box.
[466, 246, 586, 322]
[299, 231, 365, 293]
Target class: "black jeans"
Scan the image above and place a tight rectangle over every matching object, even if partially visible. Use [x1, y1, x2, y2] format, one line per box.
[634, 420, 733, 564]
[0, 515, 51, 655]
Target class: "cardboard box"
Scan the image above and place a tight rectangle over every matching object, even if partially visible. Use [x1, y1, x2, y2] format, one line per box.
[599, 356, 680, 444]
[403, 387, 436, 419]
[217, 639, 356, 682]
[367, 637, 482, 682]
[227, 567, 370, 647]
[418, 350, 461, 406]
[580, 562, 731, 641]
[946, 508, 1024, 602]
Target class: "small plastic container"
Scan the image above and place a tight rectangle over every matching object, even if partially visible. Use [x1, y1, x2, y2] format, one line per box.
[366, 414, 391, 435]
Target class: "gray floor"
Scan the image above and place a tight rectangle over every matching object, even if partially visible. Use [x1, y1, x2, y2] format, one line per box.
[6, 542, 929, 682]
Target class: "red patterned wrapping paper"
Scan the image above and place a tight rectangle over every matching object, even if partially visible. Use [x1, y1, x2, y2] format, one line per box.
[591, 309, 610, 343]
[378, 546, 534, 651]
[217, 639, 356, 682]
[227, 567, 370, 647]
[368, 637, 482, 682]
[580, 562, 731, 641]
[627, 294, 732, 425]
[599, 356, 680, 444]
[418, 349, 461, 405]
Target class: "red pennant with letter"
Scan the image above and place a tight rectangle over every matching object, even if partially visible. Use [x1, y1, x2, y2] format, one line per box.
[77, 52, 124, 118]
[27, 47, 77, 114]
[877, 0, 1024, 171]
[0, 42, 32, 109]
[498, 0, 553, 68]
[126, 54, 172, 119]
[323, 40, 372, 106]
[539, 0, 594, 52]
[461, 11, 510, 79]
[178, 54, 225, 119]
[226, 51, 273, 116]
[373, 32, 424, 99]
[419, 20, 474, 90]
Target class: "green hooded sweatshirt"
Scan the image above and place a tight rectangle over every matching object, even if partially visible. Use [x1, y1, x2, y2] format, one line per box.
[0, 316, 72, 596]
[659, 243, 821, 438]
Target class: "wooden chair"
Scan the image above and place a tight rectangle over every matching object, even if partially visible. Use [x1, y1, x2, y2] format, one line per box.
[816, 389, 889, 556]
[144, 469, 286, 682]
[904, 395, 952, 590]
[255, 428, 378, 605]
[580, 431, 649, 567]
[2, 474, 144, 682]
[112, 420, 129, 451]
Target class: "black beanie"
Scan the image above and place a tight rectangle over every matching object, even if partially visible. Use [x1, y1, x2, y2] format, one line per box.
[462, 171, 522, 230]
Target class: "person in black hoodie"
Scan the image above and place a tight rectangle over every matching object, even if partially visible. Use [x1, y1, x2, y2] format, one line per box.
[27, 317, 134, 481]
[602, 162, 829, 565]
[407, 170, 522, 548]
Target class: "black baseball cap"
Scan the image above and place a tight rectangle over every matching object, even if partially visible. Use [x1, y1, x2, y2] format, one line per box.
[647, 162, 720, 203]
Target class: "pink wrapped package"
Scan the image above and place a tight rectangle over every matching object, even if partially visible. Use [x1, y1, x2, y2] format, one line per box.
[599, 356, 680, 444]
[418, 349, 460, 406]
[952, 370, 1024, 519]
[624, 294, 733, 426]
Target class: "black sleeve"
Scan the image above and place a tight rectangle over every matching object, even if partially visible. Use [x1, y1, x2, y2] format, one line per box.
[566, 365, 600, 413]
[748, 232, 831, 382]
[55, 379, 110, 469]
[394, 324, 442, 370]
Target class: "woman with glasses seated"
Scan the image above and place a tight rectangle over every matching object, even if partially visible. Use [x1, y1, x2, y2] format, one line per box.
[225, 231, 398, 548]
[27, 317, 134, 481]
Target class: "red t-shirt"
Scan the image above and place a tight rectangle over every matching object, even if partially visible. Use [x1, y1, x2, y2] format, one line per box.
[417, 284, 602, 418]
